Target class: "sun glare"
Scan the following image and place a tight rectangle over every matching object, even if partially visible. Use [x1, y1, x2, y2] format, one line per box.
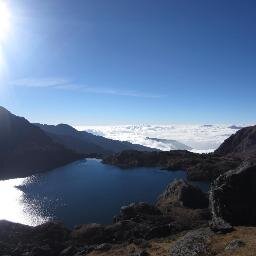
[0, 0, 11, 41]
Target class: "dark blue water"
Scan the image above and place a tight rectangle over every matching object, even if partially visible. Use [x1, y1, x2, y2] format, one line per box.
[18, 159, 207, 228]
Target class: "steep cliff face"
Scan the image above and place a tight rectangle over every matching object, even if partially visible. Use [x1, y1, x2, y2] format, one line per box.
[0, 107, 83, 179]
[215, 125, 256, 158]
[210, 162, 256, 227]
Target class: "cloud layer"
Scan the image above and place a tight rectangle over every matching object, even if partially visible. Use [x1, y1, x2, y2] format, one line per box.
[76, 124, 241, 153]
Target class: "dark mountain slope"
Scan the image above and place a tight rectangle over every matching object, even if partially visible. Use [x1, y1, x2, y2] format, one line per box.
[35, 124, 105, 156]
[35, 123, 156, 156]
[215, 125, 256, 157]
[0, 107, 83, 179]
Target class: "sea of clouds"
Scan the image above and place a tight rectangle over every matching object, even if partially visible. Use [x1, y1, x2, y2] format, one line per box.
[75, 124, 244, 153]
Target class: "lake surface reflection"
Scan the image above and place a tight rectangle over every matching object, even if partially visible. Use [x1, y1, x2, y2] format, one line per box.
[0, 159, 207, 228]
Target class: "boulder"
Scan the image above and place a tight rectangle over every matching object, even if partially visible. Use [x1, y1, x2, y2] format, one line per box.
[156, 180, 210, 231]
[210, 162, 256, 226]
[156, 179, 208, 210]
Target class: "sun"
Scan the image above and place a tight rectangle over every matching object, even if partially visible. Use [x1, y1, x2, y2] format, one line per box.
[0, 1, 11, 41]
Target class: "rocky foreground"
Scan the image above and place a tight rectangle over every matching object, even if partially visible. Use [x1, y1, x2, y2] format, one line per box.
[1, 162, 256, 256]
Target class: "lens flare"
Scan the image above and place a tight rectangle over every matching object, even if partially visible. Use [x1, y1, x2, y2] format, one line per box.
[0, 1, 11, 41]
[0, 1, 11, 83]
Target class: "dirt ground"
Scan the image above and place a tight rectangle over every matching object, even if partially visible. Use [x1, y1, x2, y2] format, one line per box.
[87, 226, 256, 256]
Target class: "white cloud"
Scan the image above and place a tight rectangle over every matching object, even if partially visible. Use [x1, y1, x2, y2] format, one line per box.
[11, 78, 70, 88]
[76, 124, 241, 153]
[11, 77, 164, 98]
[81, 86, 164, 98]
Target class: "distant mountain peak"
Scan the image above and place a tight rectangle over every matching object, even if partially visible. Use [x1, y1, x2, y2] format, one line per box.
[0, 106, 11, 114]
[35, 123, 78, 135]
[228, 125, 244, 130]
[56, 123, 77, 132]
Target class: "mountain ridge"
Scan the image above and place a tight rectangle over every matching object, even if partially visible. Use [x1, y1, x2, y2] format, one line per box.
[215, 125, 256, 157]
[0, 106, 157, 179]
[0, 106, 84, 179]
[35, 123, 156, 156]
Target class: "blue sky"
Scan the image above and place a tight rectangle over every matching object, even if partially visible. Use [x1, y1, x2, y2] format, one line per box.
[0, 0, 255, 125]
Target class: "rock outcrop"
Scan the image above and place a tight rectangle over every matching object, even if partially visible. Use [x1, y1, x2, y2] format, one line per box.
[156, 180, 210, 231]
[156, 179, 208, 210]
[0, 107, 83, 180]
[210, 162, 256, 227]
[215, 125, 256, 158]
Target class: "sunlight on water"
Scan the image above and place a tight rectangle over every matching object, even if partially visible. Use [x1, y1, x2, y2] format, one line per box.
[0, 177, 49, 226]
[0, 160, 208, 227]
